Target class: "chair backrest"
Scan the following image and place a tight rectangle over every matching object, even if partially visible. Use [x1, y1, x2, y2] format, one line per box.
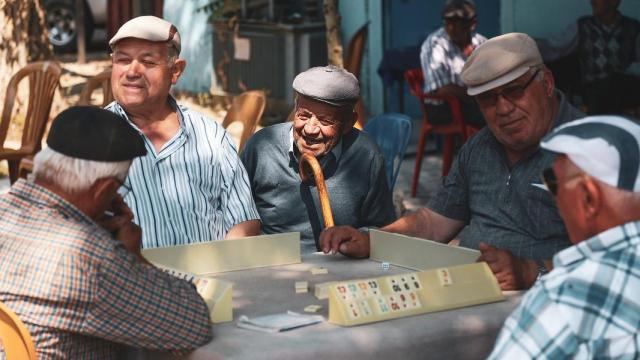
[222, 90, 266, 152]
[77, 69, 113, 107]
[0, 61, 62, 153]
[344, 23, 368, 79]
[0, 301, 37, 360]
[363, 113, 412, 190]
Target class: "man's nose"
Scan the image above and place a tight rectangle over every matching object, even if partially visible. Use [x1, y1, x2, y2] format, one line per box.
[126, 60, 143, 77]
[304, 118, 321, 135]
[494, 93, 514, 115]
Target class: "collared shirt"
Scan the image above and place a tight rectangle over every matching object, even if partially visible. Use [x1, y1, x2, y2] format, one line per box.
[420, 27, 486, 94]
[0, 180, 212, 359]
[106, 98, 260, 248]
[427, 92, 584, 260]
[241, 123, 396, 253]
[489, 221, 640, 359]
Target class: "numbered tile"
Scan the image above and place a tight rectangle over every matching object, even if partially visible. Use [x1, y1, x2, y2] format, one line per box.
[359, 300, 373, 317]
[375, 296, 391, 314]
[437, 268, 453, 286]
[346, 301, 361, 319]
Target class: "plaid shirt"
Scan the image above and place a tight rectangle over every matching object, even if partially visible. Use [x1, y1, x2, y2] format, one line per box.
[489, 221, 640, 359]
[0, 180, 212, 359]
[419, 27, 486, 94]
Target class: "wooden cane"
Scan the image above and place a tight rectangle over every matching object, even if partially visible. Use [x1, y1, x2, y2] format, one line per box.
[299, 153, 335, 228]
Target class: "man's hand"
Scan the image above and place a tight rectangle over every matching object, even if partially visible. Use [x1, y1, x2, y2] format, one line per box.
[320, 226, 370, 258]
[98, 195, 144, 259]
[477, 242, 538, 290]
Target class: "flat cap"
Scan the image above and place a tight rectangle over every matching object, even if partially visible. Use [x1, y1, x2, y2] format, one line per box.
[109, 15, 181, 55]
[293, 66, 360, 106]
[47, 106, 146, 162]
[541, 116, 640, 192]
[461, 32, 542, 96]
[443, 0, 476, 20]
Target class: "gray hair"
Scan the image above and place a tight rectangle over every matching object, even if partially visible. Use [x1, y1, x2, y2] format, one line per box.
[33, 147, 131, 194]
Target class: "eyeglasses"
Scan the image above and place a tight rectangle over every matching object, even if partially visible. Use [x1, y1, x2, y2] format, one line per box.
[541, 167, 557, 195]
[114, 177, 132, 198]
[475, 69, 540, 107]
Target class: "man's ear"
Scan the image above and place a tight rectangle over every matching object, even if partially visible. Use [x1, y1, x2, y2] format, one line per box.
[470, 19, 477, 32]
[542, 69, 556, 97]
[579, 177, 602, 220]
[342, 109, 358, 134]
[170, 58, 187, 84]
[91, 178, 119, 204]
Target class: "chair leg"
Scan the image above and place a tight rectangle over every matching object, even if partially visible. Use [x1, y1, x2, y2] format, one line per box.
[411, 124, 430, 197]
[8, 159, 19, 185]
[442, 135, 455, 176]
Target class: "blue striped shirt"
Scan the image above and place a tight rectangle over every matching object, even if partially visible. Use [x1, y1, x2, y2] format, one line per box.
[489, 221, 640, 359]
[106, 98, 259, 248]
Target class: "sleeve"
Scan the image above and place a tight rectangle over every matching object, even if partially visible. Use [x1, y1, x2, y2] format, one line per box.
[536, 22, 579, 62]
[488, 283, 579, 359]
[426, 144, 471, 222]
[84, 240, 213, 354]
[360, 150, 397, 227]
[219, 131, 261, 231]
[420, 36, 450, 93]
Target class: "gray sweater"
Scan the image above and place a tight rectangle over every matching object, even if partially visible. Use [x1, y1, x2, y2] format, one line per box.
[241, 123, 396, 253]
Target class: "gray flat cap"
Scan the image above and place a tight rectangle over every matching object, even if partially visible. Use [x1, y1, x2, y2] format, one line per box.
[461, 32, 542, 96]
[293, 66, 360, 106]
[109, 16, 181, 55]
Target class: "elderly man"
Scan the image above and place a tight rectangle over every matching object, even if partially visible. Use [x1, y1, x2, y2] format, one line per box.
[419, 0, 486, 125]
[241, 66, 396, 253]
[490, 116, 640, 358]
[0, 107, 212, 358]
[105, 16, 260, 248]
[537, 0, 640, 114]
[321, 33, 584, 290]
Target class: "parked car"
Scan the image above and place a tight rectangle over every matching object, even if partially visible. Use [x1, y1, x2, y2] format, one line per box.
[44, 0, 107, 52]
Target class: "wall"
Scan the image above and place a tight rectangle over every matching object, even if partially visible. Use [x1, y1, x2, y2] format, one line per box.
[164, 0, 214, 93]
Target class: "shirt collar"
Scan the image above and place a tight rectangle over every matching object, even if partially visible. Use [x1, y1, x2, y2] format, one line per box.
[9, 179, 96, 226]
[553, 221, 640, 268]
[113, 95, 186, 134]
[288, 124, 343, 163]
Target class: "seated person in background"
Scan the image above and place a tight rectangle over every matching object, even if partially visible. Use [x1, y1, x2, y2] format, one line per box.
[419, 0, 486, 125]
[490, 115, 640, 358]
[106, 16, 260, 248]
[241, 66, 396, 253]
[536, 0, 640, 114]
[0, 107, 212, 358]
[321, 33, 585, 290]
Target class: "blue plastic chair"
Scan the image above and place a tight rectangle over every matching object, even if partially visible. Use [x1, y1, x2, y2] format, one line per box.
[363, 113, 413, 190]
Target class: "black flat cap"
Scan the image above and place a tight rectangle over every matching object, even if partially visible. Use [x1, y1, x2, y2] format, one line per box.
[47, 106, 146, 161]
[443, 0, 476, 20]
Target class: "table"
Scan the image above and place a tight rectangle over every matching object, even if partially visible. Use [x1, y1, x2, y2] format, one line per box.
[188, 253, 522, 360]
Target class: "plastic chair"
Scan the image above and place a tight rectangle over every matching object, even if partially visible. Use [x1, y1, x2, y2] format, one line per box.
[222, 90, 266, 152]
[344, 23, 368, 130]
[0, 301, 37, 360]
[0, 61, 62, 184]
[77, 69, 113, 107]
[363, 113, 412, 191]
[404, 68, 480, 197]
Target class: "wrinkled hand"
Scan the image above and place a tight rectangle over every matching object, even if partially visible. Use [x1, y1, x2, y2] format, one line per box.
[477, 242, 537, 290]
[97, 195, 142, 257]
[320, 226, 370, 258]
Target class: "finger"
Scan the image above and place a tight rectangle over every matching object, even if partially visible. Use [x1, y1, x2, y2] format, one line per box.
[478, 242, 496, 252]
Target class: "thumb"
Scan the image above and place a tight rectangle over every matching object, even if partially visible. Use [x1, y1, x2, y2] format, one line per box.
[478, 242, 495, 252]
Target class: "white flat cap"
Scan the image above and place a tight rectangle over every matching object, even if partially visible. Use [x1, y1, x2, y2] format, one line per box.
[109, 16, 181, 55]
[541, 116, 640, 192]
[461, 33, 542, 96]
[293, 66, 360, 106]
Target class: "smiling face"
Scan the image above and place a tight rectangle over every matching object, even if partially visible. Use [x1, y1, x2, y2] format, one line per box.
[292, 95, 356, 157]
[111, 38, 185, 114]
[475, 67, 556, 161]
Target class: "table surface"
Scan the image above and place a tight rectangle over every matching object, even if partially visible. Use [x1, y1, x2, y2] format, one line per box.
[184, 253, 522, 360]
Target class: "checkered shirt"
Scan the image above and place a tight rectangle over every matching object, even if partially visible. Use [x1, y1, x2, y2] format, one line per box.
[0, 180, 213, 359]
[489, 221, 640, 359]
[419, 27, 486, 94]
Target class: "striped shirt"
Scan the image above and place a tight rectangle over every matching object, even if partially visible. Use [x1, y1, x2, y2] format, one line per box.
[419, 27, 486, 94]
[106, 98, 260, 248]
[489, 221, 640, 359]
[0, 180, 212, 359]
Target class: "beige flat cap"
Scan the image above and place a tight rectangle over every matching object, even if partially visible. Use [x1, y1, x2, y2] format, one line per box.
[461, 32, 542, 96]
[109, 16, 181, 55]
[293, 66, 360, 106]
